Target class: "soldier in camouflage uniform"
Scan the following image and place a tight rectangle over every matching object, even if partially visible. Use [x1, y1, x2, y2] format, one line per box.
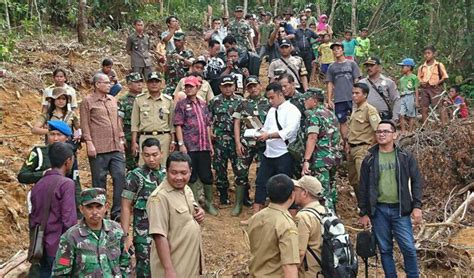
[18, 121, 82, 217]
[232, 76, 270, 216]
[301, 88, 342, 211]
[118, 72, 143, 171]
[121, 138, 165, 277]
[209, 75, 244, 205]
[228, 6, 255, 52]
[163, 32, 195, 96]
[52, 188, 130, 277]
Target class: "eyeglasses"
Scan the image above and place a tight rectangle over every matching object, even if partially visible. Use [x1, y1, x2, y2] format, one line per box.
[97, 81, 113, 85]
[375, 130, 395, 135]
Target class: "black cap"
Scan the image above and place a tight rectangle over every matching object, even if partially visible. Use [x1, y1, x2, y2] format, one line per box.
[330, 42, 344, 49]
[220, 75, 235, 85]
[245, 75, 260, 86]
[147, 72, 162, 81]
[279, 39, 291, 47]
[363, 56, 381, 65]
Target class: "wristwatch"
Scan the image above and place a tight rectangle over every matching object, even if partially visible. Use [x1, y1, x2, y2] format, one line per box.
[177, 141, 184, 146]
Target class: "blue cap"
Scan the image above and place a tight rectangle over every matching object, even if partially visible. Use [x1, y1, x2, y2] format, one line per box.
[47, 120, 72, 137]
[398, 58, 415, 67]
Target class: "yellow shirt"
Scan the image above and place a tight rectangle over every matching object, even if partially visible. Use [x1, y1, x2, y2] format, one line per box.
[131, 92, 175, 133]
[147, 179, 203, 278]
[295, 201, 326, 278]
[248, 203, 300, 277]
[318, 43, 335, 64]
[348, 102, 380, 145]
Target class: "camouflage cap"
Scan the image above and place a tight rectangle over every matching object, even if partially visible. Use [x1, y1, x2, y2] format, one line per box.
[126, 72, 143, 82]
[147, 71, 163, 81]
[293, 176, 323, 197]
[174, 32, 186, 41]
[302, 88, 325, 99]
[220, 75, 235, 85]
[235, 6, 244, 12]
[81, 188, 107, 206]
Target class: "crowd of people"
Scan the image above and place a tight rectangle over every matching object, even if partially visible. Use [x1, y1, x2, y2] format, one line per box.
[17, 4, 470, 278]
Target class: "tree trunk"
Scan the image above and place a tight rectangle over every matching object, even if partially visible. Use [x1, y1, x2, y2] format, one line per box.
[328, 0, 337, 27]
[77, 0, 87, 44]
[351, 0, 357, 34]
[464, 0, 473, 72]
[367, 0, 385, 32]
[316, 2, 321, 18]
[160, 0, 163, 16]
[274, 0, 278, 17]
[3, 0, 10, 32]
[224, 0, 229, 17]
[243, 0, 248, 15]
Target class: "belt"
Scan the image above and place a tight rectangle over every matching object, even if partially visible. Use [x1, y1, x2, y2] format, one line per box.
[348, 142, 369, 148]
[400, 93, 414, 97]
[377, 203, 399, 208]
[141, 131, 170, 136]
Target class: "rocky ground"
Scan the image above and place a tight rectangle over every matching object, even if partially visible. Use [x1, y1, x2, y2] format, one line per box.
[0, 29, 472, 277]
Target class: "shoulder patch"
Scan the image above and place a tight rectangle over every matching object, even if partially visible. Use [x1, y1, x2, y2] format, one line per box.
[25, 150, 38, 166]
[370, 114, 378, 122]
[58, 257, 71, 266]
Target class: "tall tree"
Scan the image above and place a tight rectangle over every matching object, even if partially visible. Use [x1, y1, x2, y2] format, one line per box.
[77, 0, 87, 44]
[3, 0, 10, 32]
[351, 0, 357, 34]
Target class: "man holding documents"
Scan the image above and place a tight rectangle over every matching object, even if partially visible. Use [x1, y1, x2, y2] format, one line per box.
[232, 76, 270, 216]
[252, 82, 301, 214]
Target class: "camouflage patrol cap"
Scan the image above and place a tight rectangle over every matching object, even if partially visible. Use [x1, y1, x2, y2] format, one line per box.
[302, 88, 325, 99]
[174, 32, 186, 41]
[235, 6, 244, 12]
[147, 71, 163, 81]
[126, 72, 143, 83]
[220, 75, 235, 85]
[81, 188, 107, 206]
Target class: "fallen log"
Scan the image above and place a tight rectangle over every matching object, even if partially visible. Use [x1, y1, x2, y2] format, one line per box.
[0, 250, 27, 277]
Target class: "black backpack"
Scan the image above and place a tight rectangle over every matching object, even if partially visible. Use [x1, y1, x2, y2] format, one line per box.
[356, 230, 377, 278]
[302, 207, 359, 278]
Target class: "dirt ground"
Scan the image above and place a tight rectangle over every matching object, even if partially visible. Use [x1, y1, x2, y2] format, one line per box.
[0, 30, 472, 277]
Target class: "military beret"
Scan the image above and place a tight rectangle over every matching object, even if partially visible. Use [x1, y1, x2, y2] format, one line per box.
[173, 32, 186, 41]
[47, 120, 72, 137]
[147, 71, 163, 81]
[126, 72, 143, 82]
[81, 188, 107, 206]
[302, 88, 325, 99]
[245, 75, 260, 86]
[220, 75, 235, 85]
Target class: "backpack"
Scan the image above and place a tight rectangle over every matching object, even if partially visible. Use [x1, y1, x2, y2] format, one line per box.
[302, 207, 359, 278]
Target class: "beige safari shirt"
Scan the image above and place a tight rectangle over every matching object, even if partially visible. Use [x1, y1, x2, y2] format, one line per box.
[268, 55, 308, 88]
[173, 78, 214, 103]
[147, 179, 203, 278]
[248, 203, 300, 277]
[131, 92, 175, 133]
[295, 201, 326, 278]
[348, 101, 381, 145]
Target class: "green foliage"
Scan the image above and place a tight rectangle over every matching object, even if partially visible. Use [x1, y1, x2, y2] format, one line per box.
[0, 34, 17, 62]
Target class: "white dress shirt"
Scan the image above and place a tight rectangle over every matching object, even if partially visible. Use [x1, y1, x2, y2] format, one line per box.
[262, 100, 301, 158]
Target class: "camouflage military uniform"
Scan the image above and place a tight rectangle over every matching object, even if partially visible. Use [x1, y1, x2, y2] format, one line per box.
[52, 219, 130, 277]
[163, 48, 195, 96]
[304, 105, 342, 209]
[122, 166, 165, 277]
[17, 146, 81, 216]
[233, 94, 270, 174]
[118, 92, 139, 170]
[209, 94, 245, 199]
[287, 90, 307, 122]
[228, 19, 253, 51]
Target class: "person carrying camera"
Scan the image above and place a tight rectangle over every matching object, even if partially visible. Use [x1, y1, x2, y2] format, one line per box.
[359, 57, 401, 121]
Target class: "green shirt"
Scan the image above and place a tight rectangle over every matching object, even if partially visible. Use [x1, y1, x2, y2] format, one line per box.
[259, 22, 275, 45]
[355, 37, 370, 58]
[399, 73, 419, 96]
[377, 151, 398, 204]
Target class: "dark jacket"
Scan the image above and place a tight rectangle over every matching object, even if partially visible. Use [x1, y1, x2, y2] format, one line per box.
[358, 144, 423, 217]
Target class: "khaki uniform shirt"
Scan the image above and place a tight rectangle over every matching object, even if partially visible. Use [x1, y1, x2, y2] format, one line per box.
[348, 102, 380, 145]
[248, 203, 300, 277]
[295, 201, 326, 278]
[147, 179, 203, 278]
[131, 92, 175, 133]
[173, 78, 214, 102]
[268, 55, 308, 89]
[126, 32, 153, 67]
